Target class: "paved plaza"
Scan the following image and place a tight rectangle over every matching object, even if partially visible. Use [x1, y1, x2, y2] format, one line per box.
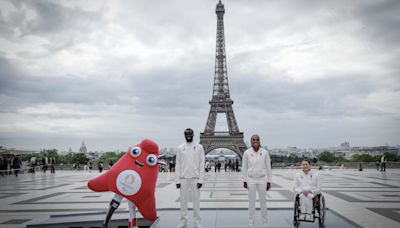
[0, 168, 399, 228]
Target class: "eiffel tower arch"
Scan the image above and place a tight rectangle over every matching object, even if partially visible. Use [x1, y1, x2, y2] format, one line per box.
[200, 0, 247, 158]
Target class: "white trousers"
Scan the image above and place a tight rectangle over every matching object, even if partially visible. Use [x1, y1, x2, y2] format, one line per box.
[247, 178, 267, 225]
[300, 193, 315, 214]
[177, 178, 202, 228]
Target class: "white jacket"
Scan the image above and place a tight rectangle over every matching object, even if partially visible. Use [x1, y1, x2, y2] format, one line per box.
[175, 142, 205, 184]
[242, 147, 272, 183]
[293, 170, 321, 195]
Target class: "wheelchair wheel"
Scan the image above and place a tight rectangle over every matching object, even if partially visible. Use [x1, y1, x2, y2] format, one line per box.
[318, 195, 326, 228]
[293, 195, 300, 228]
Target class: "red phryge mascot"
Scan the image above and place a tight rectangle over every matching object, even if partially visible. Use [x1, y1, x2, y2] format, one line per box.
[88, 139, 165, 228]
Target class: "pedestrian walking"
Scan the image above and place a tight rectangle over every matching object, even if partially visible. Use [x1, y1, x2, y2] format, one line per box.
[98, 162, 104, 173]
[12, 155, 22, 177]
[49, 157, 56, 173]
[380, 155, 386, 172]
[88, 161, 92, 172]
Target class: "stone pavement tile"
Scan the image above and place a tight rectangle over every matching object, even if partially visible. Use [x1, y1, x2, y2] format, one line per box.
[0, 169, 399, 227]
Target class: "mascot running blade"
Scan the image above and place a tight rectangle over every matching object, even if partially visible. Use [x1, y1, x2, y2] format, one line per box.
[88, 139, 165, 228]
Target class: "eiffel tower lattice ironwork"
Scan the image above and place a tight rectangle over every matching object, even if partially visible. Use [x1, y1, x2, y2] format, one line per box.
[200, 0, 247, 158]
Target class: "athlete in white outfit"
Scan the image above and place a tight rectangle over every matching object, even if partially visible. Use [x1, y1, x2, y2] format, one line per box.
[242, 134, 272, 226]
[293, 159, 321, 221]
[175, 128, 205, 228]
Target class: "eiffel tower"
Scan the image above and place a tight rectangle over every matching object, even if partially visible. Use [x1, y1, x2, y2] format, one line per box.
[200, 0, 247, 158]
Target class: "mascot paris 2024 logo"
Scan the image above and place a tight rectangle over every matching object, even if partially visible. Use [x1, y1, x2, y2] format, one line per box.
[116, 170, 142, 196]
[87, 139, 165, 222]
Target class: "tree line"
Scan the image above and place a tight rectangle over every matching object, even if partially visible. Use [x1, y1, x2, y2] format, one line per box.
[19, 149, 399, 167]
[20, 149, 124, 167]
[271, 151, 399, 165]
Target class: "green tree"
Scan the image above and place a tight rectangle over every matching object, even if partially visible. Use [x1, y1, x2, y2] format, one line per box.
[31, 149, 59, 164]
[317, 151, 336, 162]
[383, 152, 398, 161]
[20, 153, 40, 162]
[336, 155, 348, 163]
[359, 154, 374, 162]
[71, 153, 88, 164]
[58, 153, 74, 164]
[288, 153, 299, 163]
[58, 153, 88, 164]
[351, 153, 374, 162]
[98, 152, 124, 164]
[45, 149, 59, 162]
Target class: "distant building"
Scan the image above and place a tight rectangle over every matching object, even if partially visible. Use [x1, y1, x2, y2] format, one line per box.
[0, 146, 37, 155]
[340, 141, 350, 150]
[79, 141, 87, 154]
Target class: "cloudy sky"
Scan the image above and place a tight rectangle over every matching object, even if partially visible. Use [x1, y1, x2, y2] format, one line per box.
[0, 0, 399, 152]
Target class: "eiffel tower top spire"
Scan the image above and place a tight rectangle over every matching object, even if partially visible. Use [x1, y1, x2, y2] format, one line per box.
[212, 0, 231, 101]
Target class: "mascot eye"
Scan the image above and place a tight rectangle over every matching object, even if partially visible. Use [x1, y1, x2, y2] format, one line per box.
[146, 154, 157, 166]
[130, 147, 141, 157]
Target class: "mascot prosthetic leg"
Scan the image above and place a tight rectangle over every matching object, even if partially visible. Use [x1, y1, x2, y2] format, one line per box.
[87, 139, 165, 228]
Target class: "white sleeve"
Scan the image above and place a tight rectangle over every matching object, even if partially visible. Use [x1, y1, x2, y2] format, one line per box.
[175, 148, 181, 184]
[311, 173, 322, 194]
[242, 151, 248, 182]
[198, 146, 206, 184]
[293, 173, 302, 194]
[265, 150, 272, 183]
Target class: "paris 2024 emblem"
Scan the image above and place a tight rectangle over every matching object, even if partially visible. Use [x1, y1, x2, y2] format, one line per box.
[87, 139, 165, 221]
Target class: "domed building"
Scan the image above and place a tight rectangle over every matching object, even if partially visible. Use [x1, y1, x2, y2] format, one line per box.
[79, 141, 87, 154]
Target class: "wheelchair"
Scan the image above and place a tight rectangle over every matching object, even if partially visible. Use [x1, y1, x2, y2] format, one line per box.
[293, 193, 326, 228]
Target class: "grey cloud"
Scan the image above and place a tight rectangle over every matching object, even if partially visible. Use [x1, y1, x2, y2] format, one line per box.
[6, 0, 105, 36]
[17, 38, 75, 59]
[1, 0, 106, 59]
[0, 55, 212, 117]
[353, 0, 400, 45]
[111, 0, 215, 48]
[231, 72, 396, 118]
[1, 0, 399, 149]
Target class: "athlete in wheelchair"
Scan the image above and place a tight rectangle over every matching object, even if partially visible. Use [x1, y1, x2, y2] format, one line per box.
[293, 159, 326, 228]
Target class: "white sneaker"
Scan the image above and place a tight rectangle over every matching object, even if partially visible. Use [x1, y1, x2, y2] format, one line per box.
[299, 214, 306, 220]
[305, 214, 313, 221]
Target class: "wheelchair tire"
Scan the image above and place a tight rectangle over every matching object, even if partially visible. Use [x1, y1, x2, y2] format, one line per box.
[318, 195, 326, 228]
[293, 196, 300, 228]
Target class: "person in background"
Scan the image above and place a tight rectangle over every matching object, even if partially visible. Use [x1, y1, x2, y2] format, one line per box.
[98, 162, 104, 173]
[12, 155, 22, 177]
[380, 155, 386, 172]
[49, 157, 56, 173]
[30, 156, 37, 174]
[0, 156, 6, 176]
[88, 161, 93, 172]
[42, 155, 49, 173]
